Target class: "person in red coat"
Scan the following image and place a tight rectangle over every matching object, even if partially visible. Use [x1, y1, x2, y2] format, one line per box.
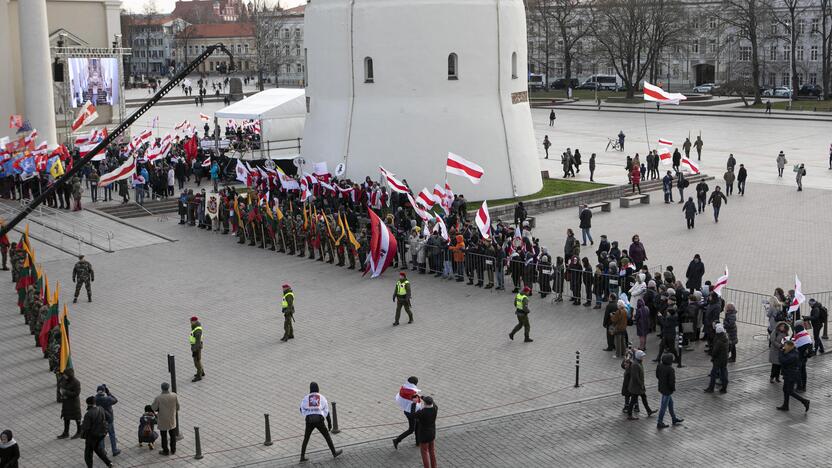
[630, 164, 642, 194]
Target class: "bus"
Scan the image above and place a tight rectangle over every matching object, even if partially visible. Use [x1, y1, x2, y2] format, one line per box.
[528, 73, 546, 91]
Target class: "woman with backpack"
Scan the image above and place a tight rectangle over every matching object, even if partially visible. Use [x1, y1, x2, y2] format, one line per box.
[137, 405, 158, 450]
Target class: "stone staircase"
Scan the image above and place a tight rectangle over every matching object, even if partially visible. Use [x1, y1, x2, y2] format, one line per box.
[97, 199, 179, 219]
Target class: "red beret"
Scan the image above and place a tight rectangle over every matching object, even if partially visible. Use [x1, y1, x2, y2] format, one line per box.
[282, 284, 290, 289]
[190, 316, 198, 322]
[522, 286, 531, 294]
[399, 272, 406, 277]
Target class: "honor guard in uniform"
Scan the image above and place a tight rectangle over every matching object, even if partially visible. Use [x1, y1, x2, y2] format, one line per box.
[509, 286, 533, 342]
[189, 316, 205, 382]
[299, 382, 343, 463]
[72, 255, 94, 303]
[393, 272, 413, 325]
[281, 284, 295, 342]
[295, 215, 307, 258]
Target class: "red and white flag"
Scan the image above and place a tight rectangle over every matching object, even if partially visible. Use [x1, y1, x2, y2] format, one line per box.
[407, 193, 432, 221]
[147, 134, 173, 162]
[658, 138, 673, 147]
[417, 188, 436, 208]
[475, 200, 491, 239]
[658, 147, 672, 162]
[395, 382, 421, 412]
[199, 113, 210, 122]
[235, 159, 250, 184]
[432, 214, 449, 241]
[680, 157, 700, 174]
[71, 101, 99, 132]
[23, 129, 39, 146]
[788, 275, 805, 314]
[712, 266, 729, 296]
[643, 82, 687, 105]
[446, 152, 483, 184]
[99, 155, 136, 186]
[78, 143, 106, 160]
[129, 129, 153, 151]
[175, 119, 190, 131]
[8, 115, 23, 129]
[364, 208, 398, 278]
[201, 158, 212, 168]
[378, 166, 409, 194]
[74, 127, 108, 146]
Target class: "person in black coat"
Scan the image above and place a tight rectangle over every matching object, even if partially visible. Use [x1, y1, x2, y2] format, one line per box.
[57, 369, 82, 439]
[777, 341, 810, 412]
[737, 164, 748, 195]
[414, 396, 438, 468]
[81, 396, 112, 468]
[682, 197, 697, 229]
[704, 324, 729, 393]
[0, 430, 20, 468]
[685, 254, 705, 293]
[655, 353, 684, 428]
[603, 293, 617, 351]
[513, 202, 527, 227]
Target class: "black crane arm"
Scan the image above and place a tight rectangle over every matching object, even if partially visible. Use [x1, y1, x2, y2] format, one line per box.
[0, 43, 235, 238]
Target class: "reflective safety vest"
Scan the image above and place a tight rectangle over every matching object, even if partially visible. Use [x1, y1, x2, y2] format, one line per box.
[189, 325, 203, 345]
[396, 280, 409, 296]
[282, 291, 294, 308]
[515, 294, 527, 311]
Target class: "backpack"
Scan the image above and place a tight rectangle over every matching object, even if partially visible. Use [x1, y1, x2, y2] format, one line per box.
[682, 178, 690, 188]
[141, 419, 153, 439]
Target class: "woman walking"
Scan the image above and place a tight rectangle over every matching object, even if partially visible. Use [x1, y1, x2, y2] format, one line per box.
[415, 396, 438, 468]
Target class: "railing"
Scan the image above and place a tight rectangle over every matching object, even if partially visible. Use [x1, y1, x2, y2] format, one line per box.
[0, 203, 84, 255]
[0, 201, 115, 252]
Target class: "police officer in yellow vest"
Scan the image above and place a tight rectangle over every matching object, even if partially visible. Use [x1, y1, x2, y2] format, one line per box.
[189, 316, 205, 382]
[393, 272, 413, 326]
[281, 284, 295, 342]
[509, 286, 533, 342]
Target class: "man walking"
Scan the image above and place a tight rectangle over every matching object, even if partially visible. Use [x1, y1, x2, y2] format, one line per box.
[189, 316, 205, 382]
[682, 137, 692, 160]
[151, 382, 179, 456]
[723, 167, 735, 196]
[736, 164, 747, 196]
[726, 153, 737, 172]
[796, 163, 806, 191]
[683, 197, 697, 229]
[72, 255, 94, 303]
[81, 396, 113, 468]
[695, 179, 709, 214]
[393, 272, 413, 325]
[655, 353, 684, 428]
[281, 284, 295, 341]
[94, 385, 120, 457]
[777, 340, 810, 412]
[808, 299, 826, 354]
[693, 135, 703, 160]
[579, 205, 593, 246]
[393, 376, 421, 449]
[509, 286, 533, 342]
[299, 382, 343, 462]
[549, 109, 555, 126]
[707, 186, 727, 223]
[704, 323, 729, 394]
[662, 171, 674, 203]
[543, 136, 551, 159]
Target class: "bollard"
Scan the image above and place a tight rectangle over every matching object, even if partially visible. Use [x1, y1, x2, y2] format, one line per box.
[168, 354, 183, 441]
[331, 401, 340, 434]
[574, 350, 581, 388]
[193, 426, 204, 460]
[264, 413, 273, 446]
[676, 333, 684, 368]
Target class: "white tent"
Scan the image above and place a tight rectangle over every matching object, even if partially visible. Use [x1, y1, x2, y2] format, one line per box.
[215, 88, 306, 159]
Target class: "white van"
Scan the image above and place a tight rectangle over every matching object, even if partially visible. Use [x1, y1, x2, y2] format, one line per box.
[579, 75, 620, 91]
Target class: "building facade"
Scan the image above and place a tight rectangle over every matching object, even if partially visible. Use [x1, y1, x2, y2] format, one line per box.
[123, 15, 189, 78]
[526, 0, 830, 90]
[175, 23, 255, 74]
[260, 5, 305, 87]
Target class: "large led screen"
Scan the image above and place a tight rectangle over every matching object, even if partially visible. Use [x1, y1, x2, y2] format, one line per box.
[68, 57, 119, 108]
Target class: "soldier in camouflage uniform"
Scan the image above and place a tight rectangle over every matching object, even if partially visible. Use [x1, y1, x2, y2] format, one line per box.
[219, 194, 230, 234]
[47, 327, 63, 402]
[25, 289, 41, 329]
[22, 285, 35, 323]
[10, 242, 21, 283]
[33, 297, 48, 348]
[334, 223, 345, 266]
[295, 215, 306, 257]
[72, 255, 94, 303]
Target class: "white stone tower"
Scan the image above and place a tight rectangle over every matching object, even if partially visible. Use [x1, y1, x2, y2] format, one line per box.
[302, 0, 542, 200]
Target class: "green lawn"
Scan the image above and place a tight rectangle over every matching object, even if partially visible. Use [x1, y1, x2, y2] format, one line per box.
[468, 178, 608, 211]
[529, 89, 626, 101]
[749, 99, 832, 112]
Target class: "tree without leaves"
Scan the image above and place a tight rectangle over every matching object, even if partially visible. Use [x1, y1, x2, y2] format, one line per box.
[719, 0, 772, 104]
[821, 0, 832, 97]
[774, 0, 810, 97]
[550, 0, 594, 95]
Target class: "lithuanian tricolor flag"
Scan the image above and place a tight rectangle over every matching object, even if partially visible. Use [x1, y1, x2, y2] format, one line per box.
[59, 305, 73, 372]
[39, 283, 60, 351]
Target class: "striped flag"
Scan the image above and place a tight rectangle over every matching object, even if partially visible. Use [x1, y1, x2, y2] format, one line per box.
[407, 193, 432, 221]
[71, 101, 99, 132]
[712, 266, 729, 296]
[364, 207, 398, 278]
[446, 152, 483, 184]
[146, 134, 173, 163]
[199, 113, 210, 122]
[417, 188, 436, 208]
[680, 157, 700, 174]
[378, 166, 409, 194]
[788, 275, 805, 314]
[642, 82, 687, 105]
[99, 155, 136, 187]
[475, 200, 491, 239]
[658, 147, 672, 162]
[175, 119, 190, 131]
[658, 138, 674, 147]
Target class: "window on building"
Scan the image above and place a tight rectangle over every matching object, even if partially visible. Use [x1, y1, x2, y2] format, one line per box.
[797, 19, 805, 34]
[236, 44, 241, 54]
[709, 39, 717, 53]
[782, 72, 790, 86]
[606, 66, 614, 76]
[770, 46, 777, 61]
[811, 45, 818, 61]
[691, 40, 699, 54]
[555, 63, 564, 77]
[770, 22, 778, 35]
[294, 45, 301, 56]
[245, 44, 249, 54]
[797, 73, 803, 85]
[796, 45, 804, 60]
[739, 46, 751, 61]
[809, 72, 817, 84]
[511, 52, 518, 79]
[283, 28, 290, 39]
[768, 72, 775, 86]
[783, 45, 790, 61]
[709, 17, 717, 29]
[283, 46, 290, 56]
[364, 56, 374, 83]
[295, 28, 302, 39]
[447, 53, 458, 80]
[297, 62, 304, 74]
[812, 17, 820, 33]
[691, 17, 700, 29]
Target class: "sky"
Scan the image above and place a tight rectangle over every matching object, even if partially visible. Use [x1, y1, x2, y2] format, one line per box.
[120, 0, 305, 14]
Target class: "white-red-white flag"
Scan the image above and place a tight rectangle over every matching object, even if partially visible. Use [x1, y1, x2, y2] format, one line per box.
[788, 275, 805, 314]
[680, 157, 700, 174]
[643, 82, 687, 105]
[379, 166, 409, 194]
[364, 207, 398, 278]
[658, 138, 674, 147]
[199, 113, 210, 122]
[71, 101, 99, 132]
[475, 200, 491, 239]
[417, 188, 436, 208]
[147, 134, 173, 163]
[99, 155, 136, 186]
[432, 214, 449, 241]
[713, 266, 729, 296]
[407, 193, 432, 221]
[175, 119, 190, 131]
[658, 147, 672, 163]
[201, 158, 212, 168]
[235, 159, 250, 184]
[446, 152, 483, 184]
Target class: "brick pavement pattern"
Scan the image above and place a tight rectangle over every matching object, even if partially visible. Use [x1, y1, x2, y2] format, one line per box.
[0, 182, 828, 467]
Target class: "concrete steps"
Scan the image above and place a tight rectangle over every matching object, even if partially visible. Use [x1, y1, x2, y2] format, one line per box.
[97, 199, 179, 219]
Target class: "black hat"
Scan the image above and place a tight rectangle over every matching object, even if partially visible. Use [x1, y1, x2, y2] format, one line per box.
[86, 396, 96, 405]
[407, 376, 419, 385]
[309, 381, 319, 393]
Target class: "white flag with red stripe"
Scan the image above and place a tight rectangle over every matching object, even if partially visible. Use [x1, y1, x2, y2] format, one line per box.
[712, 266, 729, 296]
[788, 275, 805, 314]
[129, 129, 153, 151]
[643, 82, 687, 105]
[407, 193, 432, 221]
[417, 188, 436, 208]
[201, 157, 212, 168]
[199, 113, 210, 122]
[432, 214, 449, 241]
[175, 119, 190, 131]
[74, 127, 108, 146]
[364, 207, 398, 278]
[680, 157, 700, 174]
[446, 152, 483, 184]
[475, 200, 491, 239]
[658, 138, 673, 147]
[78, 143, 107, 160]
[99, 155, 136, 186]
[71, 101, 99, 132]
[379, 166, 409, 194]
[658, 147, 672, 163]
[147, 134, 173, 163]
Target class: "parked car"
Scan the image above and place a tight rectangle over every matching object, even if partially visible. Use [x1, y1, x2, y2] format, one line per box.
[579, 75, 619, 91]
[549, 78, 579, 90]
[798, 84, 823, 98]
[693, 83, 715, 93]
[763, 86, 792, 97]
